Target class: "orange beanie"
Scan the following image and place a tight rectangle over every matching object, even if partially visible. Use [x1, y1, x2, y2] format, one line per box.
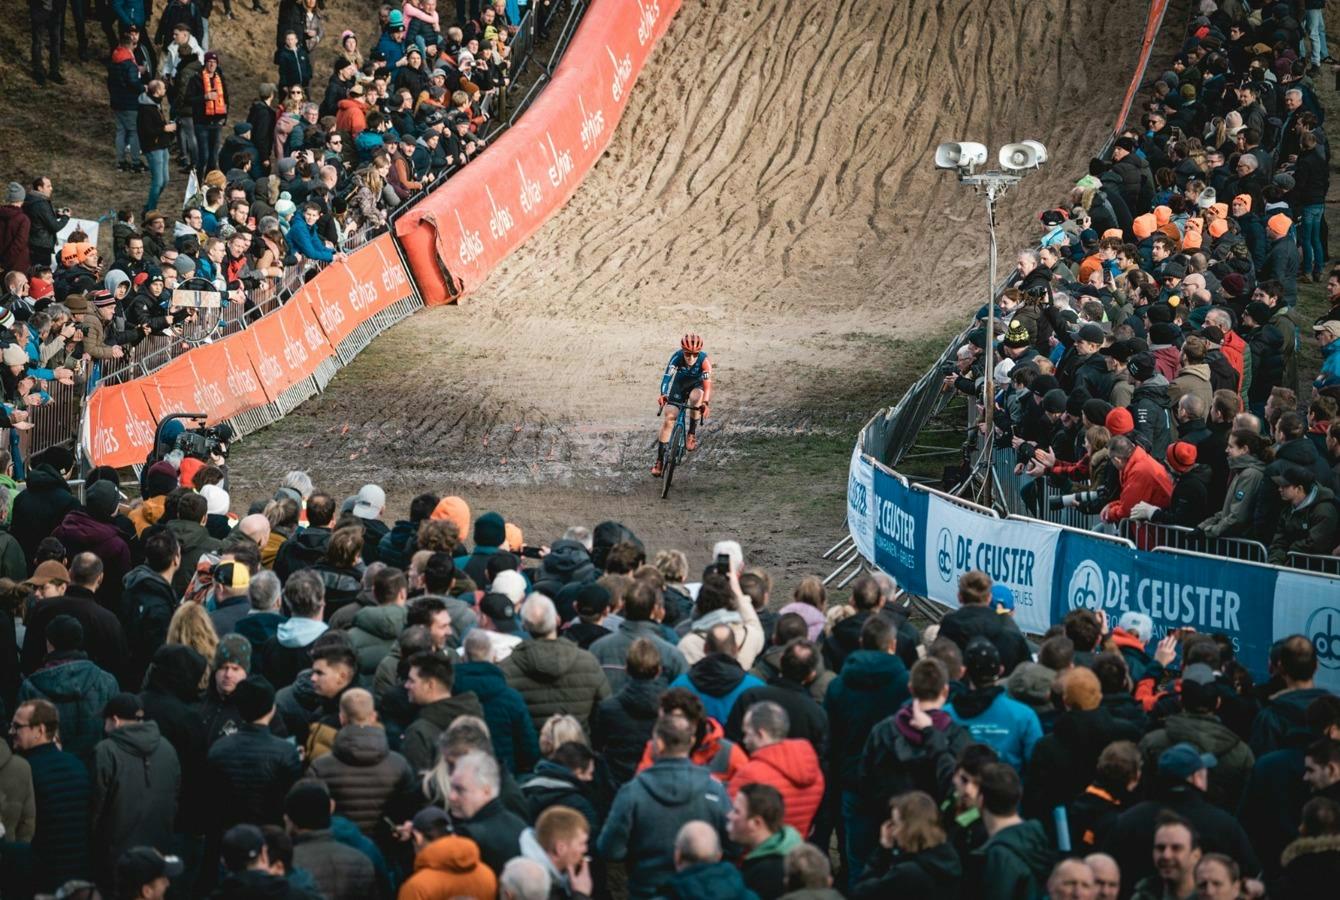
[1102, 228, 1124, 240]
[431, 496, 472, 542]
[1182, 218, 1203, 250]
[1267, 213, 1292, 238]
[178, 457, 205, 489]
[1154, 205, 1172, 226]
[504, 522, 524, 553]
[1209, 202, 1229, 221]
[1132, 213, 1158, 240]
[1233, 194, 1252, 211]
[1208, 218, 1228, 239]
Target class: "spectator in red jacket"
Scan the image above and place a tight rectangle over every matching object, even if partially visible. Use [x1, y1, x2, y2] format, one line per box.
[1100, 435, 1173, 525]
[727, 701, 824, 837]
[0, 183, 32, 276]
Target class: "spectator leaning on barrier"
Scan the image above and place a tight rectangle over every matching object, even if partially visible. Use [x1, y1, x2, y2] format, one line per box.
[1267, 465, 1340, 565]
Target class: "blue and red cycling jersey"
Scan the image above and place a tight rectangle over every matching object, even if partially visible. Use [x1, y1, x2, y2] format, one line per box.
[660, 349, 713, 404]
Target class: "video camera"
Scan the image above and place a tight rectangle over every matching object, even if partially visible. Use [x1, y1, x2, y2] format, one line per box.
[174, 423, 233, 461]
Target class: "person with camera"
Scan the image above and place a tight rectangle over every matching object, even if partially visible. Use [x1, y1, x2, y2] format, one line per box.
[1098, 434, 1173, 533]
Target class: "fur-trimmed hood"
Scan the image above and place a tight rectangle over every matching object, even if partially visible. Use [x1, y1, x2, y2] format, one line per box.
[1282, 833, 1340, 866]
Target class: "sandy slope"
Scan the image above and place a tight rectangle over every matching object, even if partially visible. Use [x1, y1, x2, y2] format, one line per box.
[231, 0, 1152, 581]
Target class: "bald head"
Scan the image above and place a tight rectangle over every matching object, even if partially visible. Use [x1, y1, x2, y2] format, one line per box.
[1048, 859, 1096, 900]
[704, 623, 738, 657]
[339, 688, 376, 725]
[463, 629, 495, 662]
[237, 514, 271, 547]
[1084, 853, 1119, 900]
[674, 821, 721, 870]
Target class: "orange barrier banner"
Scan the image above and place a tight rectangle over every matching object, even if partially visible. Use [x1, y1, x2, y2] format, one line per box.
[397, 0, 681, 304]
[83, 231, 416, 468]
[1113, 0, 1171, 137]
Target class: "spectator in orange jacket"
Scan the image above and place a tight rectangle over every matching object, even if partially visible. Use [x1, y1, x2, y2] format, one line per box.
[1100, 435, 1173, 524]
[727, 701, 824, 837]
[635, 687, 747, 784]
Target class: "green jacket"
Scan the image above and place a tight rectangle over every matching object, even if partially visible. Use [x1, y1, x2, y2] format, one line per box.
[1268, 485, 1340, 564]
[1138, 712, 1254, 810]
[347, 604, 406, 681]
[1198, 454, 1267, 538]
[0, 528, 25, 582]
[92, 721, 181, 873]
[974, 820, 1055, 900]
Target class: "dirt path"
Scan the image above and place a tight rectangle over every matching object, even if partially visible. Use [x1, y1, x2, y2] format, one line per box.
[230, 0, 1151, 589]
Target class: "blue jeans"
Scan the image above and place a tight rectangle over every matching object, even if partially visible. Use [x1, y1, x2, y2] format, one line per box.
[145, 148, 169, 213]
[113, 108, 140, 164]
[1304, 9, 1329, 66]
[841, 790, 880, 884]
[195, 122, 222, 173]
[1301, 203, 1325, 277]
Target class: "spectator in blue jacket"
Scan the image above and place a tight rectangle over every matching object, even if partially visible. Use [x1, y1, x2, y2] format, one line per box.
[597, 714, 733, 899]
[455, 630, 541, 774]
[668, 624, 763, 727]
[947, 637, 1043, 772]
[108, 32, 146, 172]
[376, 10, 408, 69]
[286, 202, 345, 264]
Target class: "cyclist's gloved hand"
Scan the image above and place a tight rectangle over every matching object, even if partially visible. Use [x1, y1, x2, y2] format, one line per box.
[657, 395, 667, 409]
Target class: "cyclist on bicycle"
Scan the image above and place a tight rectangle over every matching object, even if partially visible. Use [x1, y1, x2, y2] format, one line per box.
[653, 333, 712, 477]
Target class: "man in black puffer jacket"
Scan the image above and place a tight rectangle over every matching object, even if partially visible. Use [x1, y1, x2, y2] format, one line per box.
[205, 677, 303, 833]
[23, 177, 68, 267]
[1126, 353, 1174, 459]
[592, 637, 664, 788]
[14, 698, 93, 892]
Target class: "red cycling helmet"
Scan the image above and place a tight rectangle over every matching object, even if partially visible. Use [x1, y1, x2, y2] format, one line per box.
[680, 333, 704, 353]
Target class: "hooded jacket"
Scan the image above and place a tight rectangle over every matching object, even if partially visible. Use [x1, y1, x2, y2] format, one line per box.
[273, 526, 331, 581]
[634, 715, 747, 784]
[292, 826, 376, 900]
[520, 758, 601, 830]
[453, 660, 540, 774]
[401, 690, 486, 773]
[309, 724, 416, 835]
[740, 825, 804, 899]
[0, 739, 36, 842]
[974, 820, 1055, 900]
[399, 835, 498, 900]
[1251, 686, 1335, 756]
[591, 619, 689, 693]
[729, 739, 825, 835]
[1105, 784, 1260, 888]
[824, 650, 910, 790]
[726, 678, 830, 759]
[852, 840, 963, 900]
[750, 643, 835, 704]
[679, 600, 766, 671]
[1200, 453, 1269, 538]
[946, 685, 1043, 772]
[501, 637, 611, 731]
[670, 654, 764, 726]
[1140, 712, 1254, 809]
[1024, 707, 1142, 816]
[139, 644, 209, 832]
[125, 564, 179, 681]
[25, 742, 93, 891]
[1102, 445, 1174, 522]
[92, 721, 181, 874]
[347, 604, 404, 678]
[859, 705, 972, 815]
[1129, 374, 1174, 458]
[663, 861, 759, 900]
[1277, 833, 1340, 899]
[11, 463, 80, 564]
[165, 518, 222, 596]
[454, 797, 527, 878]
[107, 45, 144, 111]
[257, 616, 329, 690]
[824, 608, 921, 673]
[51, 510, 133, 614]
[597, 756, 733, 899]
[1168, 362, 1213, 415]
[1268, 485, 1340, 565]
[19, 651, 120, 760]
[593, 677, 665, 787]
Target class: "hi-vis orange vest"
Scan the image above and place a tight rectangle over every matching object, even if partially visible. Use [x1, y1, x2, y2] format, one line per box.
[202, 70, 227, 117]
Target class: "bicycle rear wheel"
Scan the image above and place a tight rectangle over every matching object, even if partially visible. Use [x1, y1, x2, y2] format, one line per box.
[661, 423, 683, 499]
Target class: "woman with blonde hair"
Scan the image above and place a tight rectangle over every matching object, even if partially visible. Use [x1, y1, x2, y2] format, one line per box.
[166, 602, 219, 690]
[778, 575, 827, 642]
[538, 714, 587, 757]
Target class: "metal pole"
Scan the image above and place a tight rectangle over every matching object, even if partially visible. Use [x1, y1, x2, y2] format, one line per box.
[983, 184, 997, 508]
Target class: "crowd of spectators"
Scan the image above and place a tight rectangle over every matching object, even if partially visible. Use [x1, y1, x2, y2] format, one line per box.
[0, 449, 1338, 900]
[943, 2, 1340, 569]
[3, 0, 530, 465]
